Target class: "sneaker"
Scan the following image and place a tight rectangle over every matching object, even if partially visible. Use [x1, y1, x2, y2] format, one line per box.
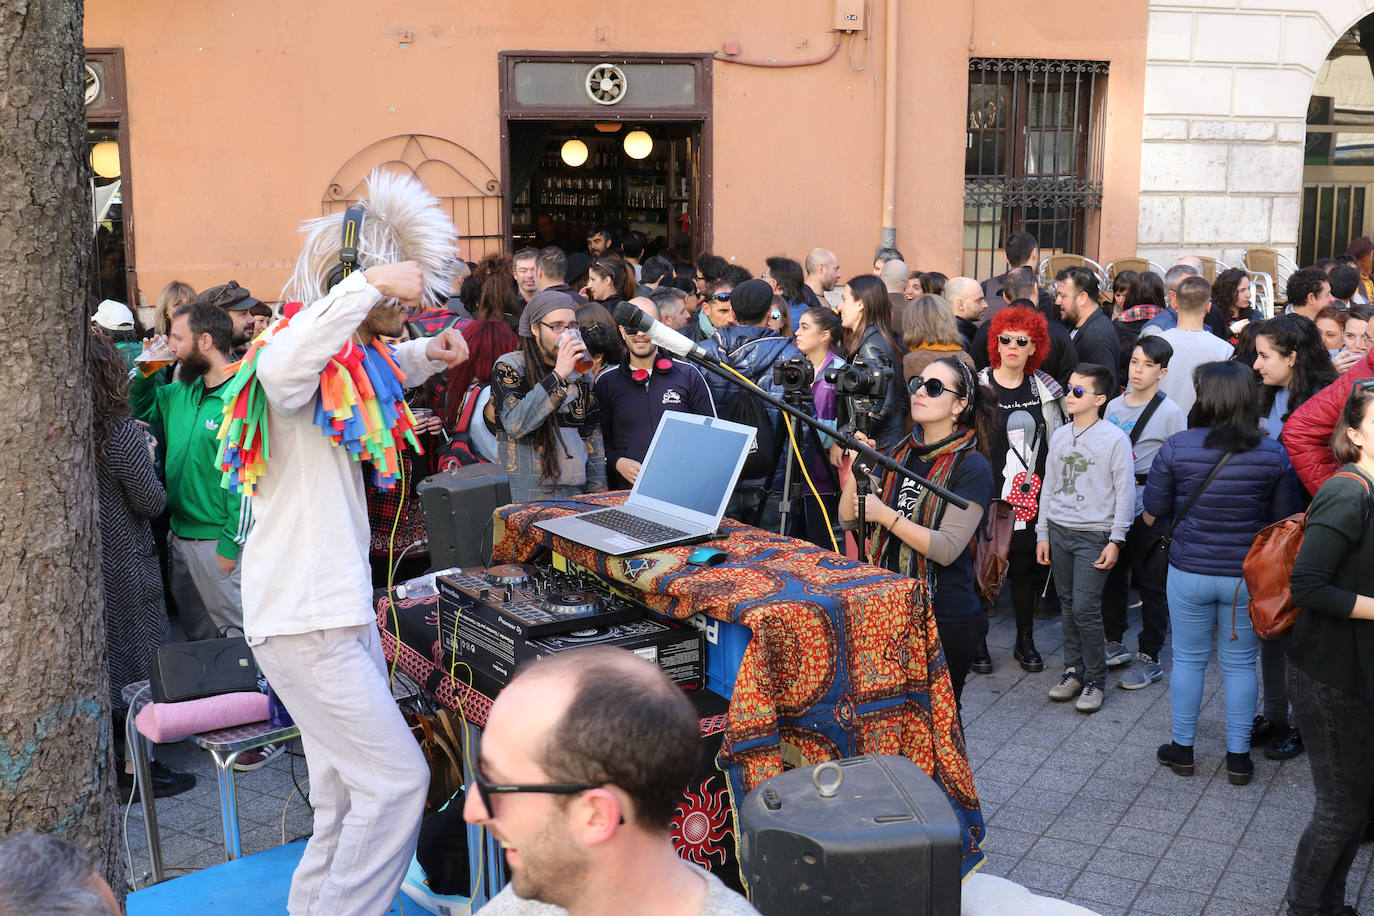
[1103, 640, 1133, 667]
[234, 742, 285, 772]
[1118, 653, 1165, 689]
[1264, 726, 1305, 761]
[1047, 667, 1083, 701]
[1075, 680, 1104, 713]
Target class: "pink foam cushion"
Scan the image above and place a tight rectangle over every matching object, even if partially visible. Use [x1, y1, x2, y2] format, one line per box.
[135, 691, 269, 743]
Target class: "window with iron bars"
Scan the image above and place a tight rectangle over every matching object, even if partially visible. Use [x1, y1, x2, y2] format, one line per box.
[963, 59, 1108, 280]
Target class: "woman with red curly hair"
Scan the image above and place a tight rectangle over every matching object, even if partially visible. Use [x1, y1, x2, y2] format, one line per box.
[978, 304, 1067, 673]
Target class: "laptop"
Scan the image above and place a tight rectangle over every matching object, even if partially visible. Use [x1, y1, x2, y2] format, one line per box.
[536, 411, 756, 556]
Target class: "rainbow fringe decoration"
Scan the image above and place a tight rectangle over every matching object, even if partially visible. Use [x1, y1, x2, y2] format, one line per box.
[217, 305, 423, 497]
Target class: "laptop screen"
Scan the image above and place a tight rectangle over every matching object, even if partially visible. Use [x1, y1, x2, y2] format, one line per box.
[634, 413, 752, 517]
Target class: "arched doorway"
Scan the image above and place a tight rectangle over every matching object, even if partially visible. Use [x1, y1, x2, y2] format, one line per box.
[1300, 14, 1374, 263]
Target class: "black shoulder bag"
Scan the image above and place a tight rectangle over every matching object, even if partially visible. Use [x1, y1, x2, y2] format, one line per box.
[1142, 451, 1234, 582]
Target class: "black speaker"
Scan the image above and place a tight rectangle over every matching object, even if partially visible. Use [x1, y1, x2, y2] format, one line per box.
[739, 755, 963, 916]
[417, 464, 511, 569]
[149, 637, 258, 703]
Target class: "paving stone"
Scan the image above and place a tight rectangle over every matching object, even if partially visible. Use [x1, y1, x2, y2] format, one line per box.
[1007, 859, 1081, 896]
[1090, 847, 1160, 882]
[1008, 786, 1074, 816]
[1147, 856, 1221, 895]
[1164, 835, 1234, 869]
[1070, 871, 1143, 909]
[1131, 883, 1212, 915]
[979, 826, 1040, 858]
[1025, 835, 1099, 869]
[1211, 870, 1289, 908]
[1103, 825, 1173, 858]
[1119, 804, 1188, 835]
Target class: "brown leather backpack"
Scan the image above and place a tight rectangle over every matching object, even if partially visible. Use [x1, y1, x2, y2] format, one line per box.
[971, 498, 1016, 603]
[1243, 471, 1371, 640]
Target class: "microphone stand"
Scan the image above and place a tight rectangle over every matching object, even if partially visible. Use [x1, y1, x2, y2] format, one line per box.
[680, 353, 970, 531]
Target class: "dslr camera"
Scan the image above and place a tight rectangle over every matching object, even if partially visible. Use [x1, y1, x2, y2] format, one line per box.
[772, 355, 815, 406]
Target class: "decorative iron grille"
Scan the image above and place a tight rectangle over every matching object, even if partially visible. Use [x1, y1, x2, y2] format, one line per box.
[323, 134, 505, 260]
[963, 58, 1108, 279]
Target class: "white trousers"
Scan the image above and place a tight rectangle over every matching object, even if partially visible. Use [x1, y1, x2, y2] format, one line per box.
[250, 624, 429, 916]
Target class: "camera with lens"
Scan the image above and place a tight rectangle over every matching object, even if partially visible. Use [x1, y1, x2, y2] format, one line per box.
[773, 355, 815, 406]
[823, 359, 892, 400]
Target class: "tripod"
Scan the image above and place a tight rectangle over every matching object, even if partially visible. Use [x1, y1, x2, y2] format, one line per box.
[776, 389, 835, 545]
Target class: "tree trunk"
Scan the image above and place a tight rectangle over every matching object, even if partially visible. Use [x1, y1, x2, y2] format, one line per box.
[0, 0, 124, 898]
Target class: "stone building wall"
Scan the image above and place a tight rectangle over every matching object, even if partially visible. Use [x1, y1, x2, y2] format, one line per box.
[1139, 0, 1371, 267]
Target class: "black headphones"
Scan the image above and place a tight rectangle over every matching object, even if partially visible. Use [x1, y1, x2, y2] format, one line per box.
[325, 204, 367, 291]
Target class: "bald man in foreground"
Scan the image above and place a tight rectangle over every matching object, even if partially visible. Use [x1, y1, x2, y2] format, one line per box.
[465, 648, 758, 915]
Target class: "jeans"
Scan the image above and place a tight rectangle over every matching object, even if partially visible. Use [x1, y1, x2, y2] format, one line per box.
[1101, 514, 1169, 659]
[1165, 565, 1257, 753]
[1048, 523, 1112, 684]
[935, 614, 987, 708]
[1284, 664, 1374, 916]
[1260, 635, 1291, 722]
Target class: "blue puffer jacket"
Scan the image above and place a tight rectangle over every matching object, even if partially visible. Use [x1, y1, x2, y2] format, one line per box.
[699, 325, 802, 420]
[1142, 427, 1304, 577]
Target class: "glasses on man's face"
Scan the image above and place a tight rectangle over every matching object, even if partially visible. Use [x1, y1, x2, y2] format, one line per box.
[712, 292, 731, 302]
[471, 771, 623, 823]
[1067, 385, 1090, 398]
[998, 334, 1031, 348]
[538, 320, 576, 334]
[907, 376, 956, 398]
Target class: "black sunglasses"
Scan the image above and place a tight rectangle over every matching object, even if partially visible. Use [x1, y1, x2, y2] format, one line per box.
[473, 773, 607, 814]
[907, 376, 958, 398]
[1067, 385, 1091, 398]
[997, 334, 1031, 347]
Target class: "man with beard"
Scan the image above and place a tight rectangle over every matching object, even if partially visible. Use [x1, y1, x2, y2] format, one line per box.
[240, 170, 470, 914]
[197, 280, 273, 357]
[490, 288, 606, 503]
[131, 302, 250, 641]
[464, 647, 758, 915]
[595, 297, 715, 489]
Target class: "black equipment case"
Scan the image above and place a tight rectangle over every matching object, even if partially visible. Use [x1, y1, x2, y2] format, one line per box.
[739, 754, 962, 915]
[417, 465, 511, 569]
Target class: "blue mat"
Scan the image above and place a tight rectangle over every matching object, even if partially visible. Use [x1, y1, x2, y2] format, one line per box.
[126, 840, 408, 914]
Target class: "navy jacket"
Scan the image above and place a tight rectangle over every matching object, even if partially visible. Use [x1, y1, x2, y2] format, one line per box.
[1143, 427, 1303, 577]
[594, 356, 716, 489]
[699, 326, 803, 488]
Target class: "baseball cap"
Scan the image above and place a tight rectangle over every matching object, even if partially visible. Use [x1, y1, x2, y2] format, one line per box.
[92, 299, 135, 331]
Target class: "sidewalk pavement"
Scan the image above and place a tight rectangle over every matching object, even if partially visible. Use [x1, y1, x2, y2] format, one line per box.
[117, 604, 1367, 915]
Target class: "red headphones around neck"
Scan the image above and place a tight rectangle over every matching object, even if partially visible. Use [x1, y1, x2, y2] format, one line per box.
[631, 357, 675, 385]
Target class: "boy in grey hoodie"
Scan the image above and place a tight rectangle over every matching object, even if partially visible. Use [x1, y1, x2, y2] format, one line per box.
[1036, 363, 1136, 712]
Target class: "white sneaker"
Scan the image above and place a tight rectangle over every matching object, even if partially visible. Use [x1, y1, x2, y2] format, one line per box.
[1076, 681, 1104, 713]
[1047, 668, 1083, 702]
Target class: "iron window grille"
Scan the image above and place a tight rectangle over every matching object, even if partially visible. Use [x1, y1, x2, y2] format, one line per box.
[963, 58, 1109, 280]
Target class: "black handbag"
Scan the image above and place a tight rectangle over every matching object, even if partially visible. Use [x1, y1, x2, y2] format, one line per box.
[149, 636, 258, 703]
[1142, 452, 1234, 582]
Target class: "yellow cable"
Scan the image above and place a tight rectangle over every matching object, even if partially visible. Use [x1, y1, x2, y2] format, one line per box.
[719, 363, 839, 552]
[386, 451, 407, 688]
[782, 414, 840, 553]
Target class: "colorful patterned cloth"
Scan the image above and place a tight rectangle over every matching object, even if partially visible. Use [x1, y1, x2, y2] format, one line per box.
[491, 493, 986, 877]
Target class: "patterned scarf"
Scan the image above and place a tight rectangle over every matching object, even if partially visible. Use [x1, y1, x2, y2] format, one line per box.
[870, 427, 978, 579]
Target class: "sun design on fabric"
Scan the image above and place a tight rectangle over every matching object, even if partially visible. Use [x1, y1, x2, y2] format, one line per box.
[672, 781, 732, 867]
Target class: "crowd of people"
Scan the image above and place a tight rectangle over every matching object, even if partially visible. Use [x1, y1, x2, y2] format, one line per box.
[85, 208, 1374, 915]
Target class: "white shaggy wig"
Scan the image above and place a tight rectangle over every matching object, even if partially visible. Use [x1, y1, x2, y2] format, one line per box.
[283, 168, 458, 308]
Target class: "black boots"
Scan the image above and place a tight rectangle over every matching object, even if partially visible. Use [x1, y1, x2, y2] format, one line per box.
[1227, 752, 1254, 786]
[1157, 741, 1195, 777]
[970, 639, 994, 674]
[1013, 627, 1043, 672]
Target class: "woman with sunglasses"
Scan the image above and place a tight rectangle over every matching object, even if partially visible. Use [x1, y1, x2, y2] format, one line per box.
[977, 304, 1067, 673]
[837, 274, 907, 451]
[585, 256, 633, 312]
[1284, 381, 1374, 916]
[838, 356, 995, 703]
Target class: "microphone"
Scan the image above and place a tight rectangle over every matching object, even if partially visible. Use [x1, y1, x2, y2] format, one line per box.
[612, 302, 719, 363]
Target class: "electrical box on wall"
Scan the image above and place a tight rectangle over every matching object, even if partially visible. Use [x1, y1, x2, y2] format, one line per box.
[834, 0, 865, 32]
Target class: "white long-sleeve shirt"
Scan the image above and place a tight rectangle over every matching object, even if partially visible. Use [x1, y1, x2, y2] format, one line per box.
[242, 270, 446, 640]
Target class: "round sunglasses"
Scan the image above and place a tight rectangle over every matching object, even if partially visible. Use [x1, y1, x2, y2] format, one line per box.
[997, 334, 1031, 347]
[907, 375, 960, 398]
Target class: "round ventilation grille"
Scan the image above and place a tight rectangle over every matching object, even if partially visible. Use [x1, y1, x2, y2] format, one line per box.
[585, 63, 627, 106]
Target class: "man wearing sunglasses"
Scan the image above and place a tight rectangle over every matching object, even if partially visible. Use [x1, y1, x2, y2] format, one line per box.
[465, 647, 758, 915]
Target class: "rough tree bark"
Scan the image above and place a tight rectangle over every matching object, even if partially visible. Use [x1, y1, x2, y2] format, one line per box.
[0, 0, 124, 898]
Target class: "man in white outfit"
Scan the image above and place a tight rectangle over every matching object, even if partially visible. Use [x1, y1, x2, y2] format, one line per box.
[242, 170, 469, 916]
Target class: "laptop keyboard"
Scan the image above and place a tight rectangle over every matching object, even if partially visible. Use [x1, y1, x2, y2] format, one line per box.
[581, 508, 690, 544]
